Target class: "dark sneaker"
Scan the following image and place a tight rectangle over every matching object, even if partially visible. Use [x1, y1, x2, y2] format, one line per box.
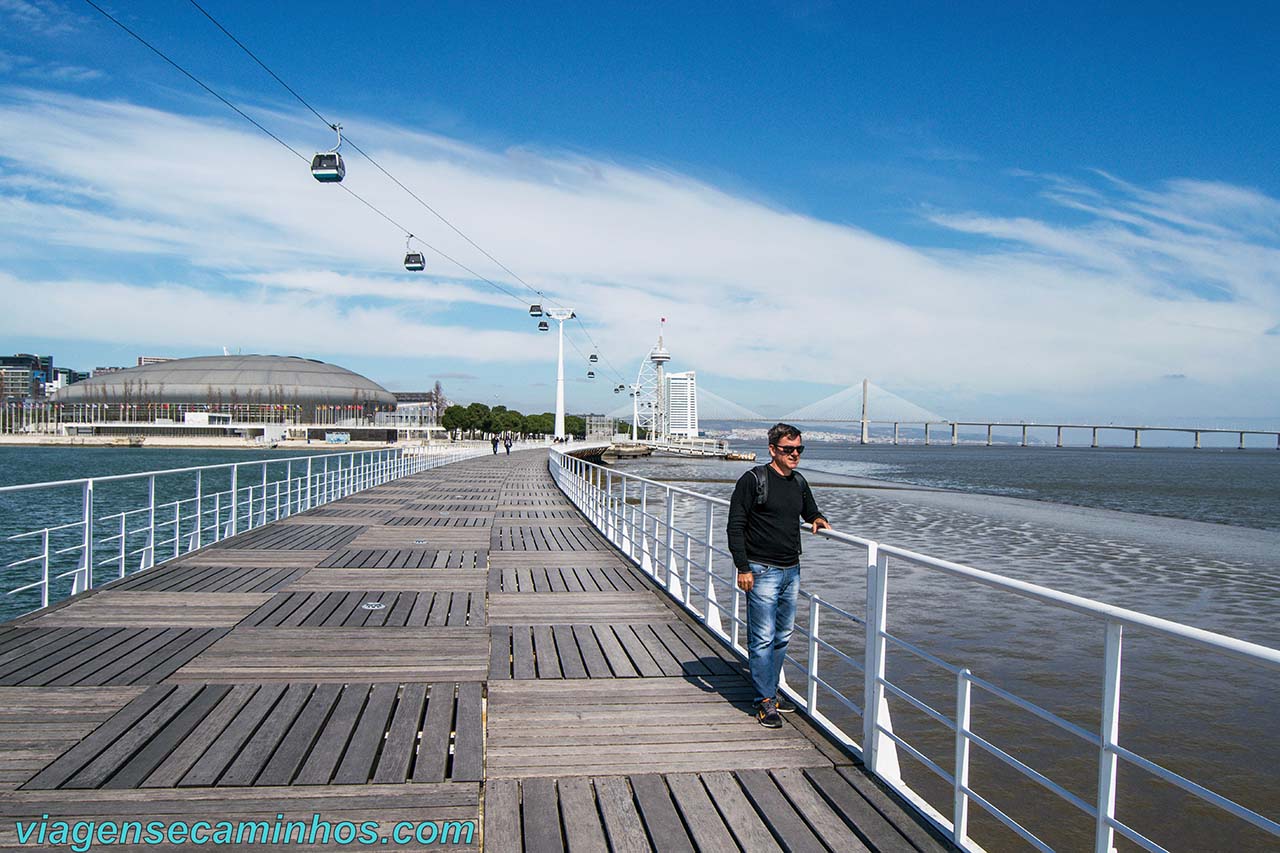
[775, 693, 797, 713]
[756, 698, 783, 729]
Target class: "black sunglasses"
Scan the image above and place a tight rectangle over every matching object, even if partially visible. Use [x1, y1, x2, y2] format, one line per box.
[771, 444, 805, 455]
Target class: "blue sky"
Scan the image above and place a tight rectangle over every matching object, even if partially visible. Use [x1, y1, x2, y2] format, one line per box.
[1, 0, 1277, 422]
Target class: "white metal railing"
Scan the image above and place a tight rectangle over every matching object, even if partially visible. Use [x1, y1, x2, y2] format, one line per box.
[548, 448, 1280, 853]
[1, 443, 491, 617]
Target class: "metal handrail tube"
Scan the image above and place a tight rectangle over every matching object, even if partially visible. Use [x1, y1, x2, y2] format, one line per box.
[811, 633, 866, 672]
[964, 727, 1098, 818]
[7, 520, 83, 539]
[967, 673, 1101, 746]
[1104, 818, 1166, 853]
[809, 673, 864, 716]
[1109, 744, 1280, 836]
[0, 449, 360, 493]
[963, 786, 1055, 853]
[881, 630, 965, 674]
[879, 678, 956, 730]
[877, 723, 954, 785]
[814, 595, 864, 625]
[827, 532, 1280, 668]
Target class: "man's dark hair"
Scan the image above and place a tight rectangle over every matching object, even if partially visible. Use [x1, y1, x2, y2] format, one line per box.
[768, 422, 802, 445]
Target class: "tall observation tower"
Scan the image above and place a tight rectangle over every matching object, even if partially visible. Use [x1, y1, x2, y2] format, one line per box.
[633, 318, 671, 440]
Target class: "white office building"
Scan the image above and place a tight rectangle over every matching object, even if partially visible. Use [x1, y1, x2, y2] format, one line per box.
[666, 371, 699, 438]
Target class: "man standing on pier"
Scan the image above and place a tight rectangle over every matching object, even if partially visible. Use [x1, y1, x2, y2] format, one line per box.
[727, 423, 830, 728]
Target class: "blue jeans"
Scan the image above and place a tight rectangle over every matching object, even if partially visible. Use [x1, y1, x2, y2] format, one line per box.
[746, 562, 799, 705]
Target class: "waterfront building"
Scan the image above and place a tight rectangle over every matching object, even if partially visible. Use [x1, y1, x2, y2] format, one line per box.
[37, 354, 401, 441]
[0, 366, 35, 400]
[136, 355, 174, 366]
[0, 354, 51, 399]
[666, 370, 699, 438]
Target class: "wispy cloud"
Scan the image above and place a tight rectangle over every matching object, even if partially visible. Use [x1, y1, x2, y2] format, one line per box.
[0, 88, 1276, 417]
[0, 49, 101, 82]
[0, 0, 84, 36]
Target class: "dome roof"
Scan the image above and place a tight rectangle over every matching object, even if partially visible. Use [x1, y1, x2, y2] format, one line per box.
[52, 355, 396, 408]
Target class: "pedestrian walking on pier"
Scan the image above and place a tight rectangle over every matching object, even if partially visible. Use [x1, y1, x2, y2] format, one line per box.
[491, 436, 500, 454]
[727, 423, 830, 728]
[503, 435, 513, 455]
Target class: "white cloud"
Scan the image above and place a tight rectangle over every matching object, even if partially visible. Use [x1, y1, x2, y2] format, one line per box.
[0, 88, 1276, 417]
[0, 273, 537, 362]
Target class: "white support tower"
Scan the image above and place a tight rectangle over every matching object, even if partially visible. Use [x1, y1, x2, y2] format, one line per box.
[633, 319, 671, 440]
[546, 309, 575, 439]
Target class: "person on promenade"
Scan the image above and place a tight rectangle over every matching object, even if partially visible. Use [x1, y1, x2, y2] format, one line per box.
[727, 423, 830, 728]
[503, 435, 513, 455]
[491, 436, 499, 455]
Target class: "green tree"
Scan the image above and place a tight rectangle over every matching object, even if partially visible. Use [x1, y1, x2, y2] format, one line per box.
[522, 412, 554, 435]
[495, 409, 524, 434]
[465, 402, 491, 434]
[565, 415, 586, 438]
[441, 405, 468, 432]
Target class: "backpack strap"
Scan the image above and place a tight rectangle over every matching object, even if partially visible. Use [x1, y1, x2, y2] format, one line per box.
[751, 464, 770, 506]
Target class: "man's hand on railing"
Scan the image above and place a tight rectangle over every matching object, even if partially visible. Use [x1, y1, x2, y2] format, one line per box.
[811, 518, 831, 534]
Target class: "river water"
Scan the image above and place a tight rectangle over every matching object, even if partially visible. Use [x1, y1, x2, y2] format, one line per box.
[611, 443, 1279, 852]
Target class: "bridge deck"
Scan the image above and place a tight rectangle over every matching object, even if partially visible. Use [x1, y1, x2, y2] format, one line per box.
[0, 450, 951, 851]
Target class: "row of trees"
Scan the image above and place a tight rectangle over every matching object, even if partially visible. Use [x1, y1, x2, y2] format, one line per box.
[440, 403, 589, 438]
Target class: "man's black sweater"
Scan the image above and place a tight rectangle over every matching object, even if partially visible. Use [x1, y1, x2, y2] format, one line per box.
[726, 464, 826, 571]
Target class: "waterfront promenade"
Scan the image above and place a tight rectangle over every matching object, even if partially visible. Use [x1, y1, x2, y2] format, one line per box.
[0, 449, 948, 851]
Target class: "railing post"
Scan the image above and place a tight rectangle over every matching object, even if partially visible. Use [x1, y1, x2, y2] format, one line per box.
[806, 594, 820, 712]
[323, 457, 329, 505]
[285, 461, 292, 516]
[172, 500, 180, 561]
[665, 488, 681, 596]
[605, 470, 614, 540]
[260, 462, 268, 526]
[863, 543, 900, 781]
[230, 465, 239, 536]
[145, 474, 156, 570]
[639, 481, 651, 573]
[117, 513, 126, 578]
[40, 528, 50, 609]
[213, 492, 221, 542]
[195, 470, 203, 549]
[306, 457, 313, 510]
[704, 503, 723, 635]
[77, 479, 94, 593]
[1095, 622, 1124, 853]
[955, 668, 973, 848]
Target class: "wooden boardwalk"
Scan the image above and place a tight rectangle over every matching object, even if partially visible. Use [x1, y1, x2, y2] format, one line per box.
[0, 450, 953, 851]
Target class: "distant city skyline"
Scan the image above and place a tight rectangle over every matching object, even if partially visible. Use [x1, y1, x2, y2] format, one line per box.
[1, 2, 1277, 423]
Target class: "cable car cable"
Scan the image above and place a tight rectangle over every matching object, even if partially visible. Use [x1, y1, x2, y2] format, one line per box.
[183, 0, 631, 380]
[81, 0, 530, 308]
[92, 0, 633, 384]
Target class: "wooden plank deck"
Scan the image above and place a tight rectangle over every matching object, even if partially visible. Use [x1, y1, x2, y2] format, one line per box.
[0, 449, 953, 851]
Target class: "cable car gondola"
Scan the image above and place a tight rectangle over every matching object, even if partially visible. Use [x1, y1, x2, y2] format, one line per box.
[588, 353, 598, 363]
[403, 234, 425, 271]
[310, 123, 346, 183]
[538, 320, 549, 331]
[529, 304, 543, 317]
[587, 371, 595, 379]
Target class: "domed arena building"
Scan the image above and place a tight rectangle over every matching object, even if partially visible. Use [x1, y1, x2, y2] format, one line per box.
[51, 355, 399, 440]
